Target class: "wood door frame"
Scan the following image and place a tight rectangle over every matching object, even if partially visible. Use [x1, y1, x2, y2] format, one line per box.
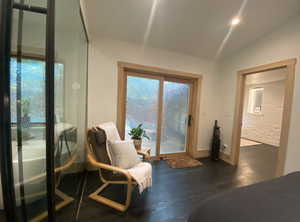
[117, 62, 203, 158]
[230, 58, 297, 177]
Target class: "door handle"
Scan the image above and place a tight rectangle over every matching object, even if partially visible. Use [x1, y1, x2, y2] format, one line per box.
[188, 115, 192, 126]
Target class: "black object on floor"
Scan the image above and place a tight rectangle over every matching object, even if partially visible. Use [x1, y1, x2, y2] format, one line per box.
[210, 120, 221, 161]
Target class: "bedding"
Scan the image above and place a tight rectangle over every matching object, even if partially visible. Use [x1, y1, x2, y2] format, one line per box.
[188, 172, 300, 222]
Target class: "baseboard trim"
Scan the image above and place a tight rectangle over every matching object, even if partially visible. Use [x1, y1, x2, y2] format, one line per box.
[194, 149, 232, 165]
[85, 149, 232, 170]
[194, 149, 210, 158]
[220, 152, 232, 165]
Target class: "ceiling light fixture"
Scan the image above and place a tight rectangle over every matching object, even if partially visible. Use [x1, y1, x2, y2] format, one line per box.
[231, 17, 241, 26]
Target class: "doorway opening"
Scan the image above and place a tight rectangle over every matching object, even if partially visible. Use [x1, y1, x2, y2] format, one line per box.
[231, 59, 297, 177]
[117, 62, 202, 159]
[240, 69, 287, 180]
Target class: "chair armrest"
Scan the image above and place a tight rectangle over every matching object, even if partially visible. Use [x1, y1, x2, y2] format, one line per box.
[87, 153, 132, 182]
[137, 149, 151, 161]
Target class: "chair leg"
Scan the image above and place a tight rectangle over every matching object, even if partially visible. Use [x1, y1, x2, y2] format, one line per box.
[29, 189, 74, 222]
[89, 182, 133, 212]
[125, 181, 133, 208]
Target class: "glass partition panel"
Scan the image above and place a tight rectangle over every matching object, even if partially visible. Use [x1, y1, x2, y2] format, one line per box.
[10, 6, 48, 222]
[0, 1, 88, 221]
[54, 0, 88, 220]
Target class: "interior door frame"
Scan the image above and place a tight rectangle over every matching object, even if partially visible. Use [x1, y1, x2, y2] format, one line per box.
[230, 58, 297, 177]
[117, 62, 202, 159]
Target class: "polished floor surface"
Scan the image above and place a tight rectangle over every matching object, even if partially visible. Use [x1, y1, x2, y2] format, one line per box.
[0, 172, 84, 222]
[0, 144, 277, 221]
[77, 144, 278, 222]
[239, 144, 278, 182]
[0, 212, 5, 221]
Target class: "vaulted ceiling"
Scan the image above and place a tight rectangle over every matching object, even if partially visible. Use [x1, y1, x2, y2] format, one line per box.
[84, 0, 300, 60]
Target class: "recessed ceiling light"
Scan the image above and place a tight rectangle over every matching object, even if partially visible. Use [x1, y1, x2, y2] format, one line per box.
[231, 17, 241, 26]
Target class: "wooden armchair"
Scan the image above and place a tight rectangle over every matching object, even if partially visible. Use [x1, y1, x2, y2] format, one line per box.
[86, 127, 150, 212]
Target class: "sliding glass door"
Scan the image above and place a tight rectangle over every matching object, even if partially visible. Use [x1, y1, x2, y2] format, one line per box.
[160, 81, 190, 154]
[124, 72, 192, 157]
[125, 75, 161, 156]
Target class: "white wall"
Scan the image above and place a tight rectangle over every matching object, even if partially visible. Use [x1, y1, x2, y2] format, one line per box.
[242, 80, 285, 146]
[218, 15, 300, 174]
[88, 37, 220, 151]
[80, 0, 90, 37]
[87, 14, 300, 174]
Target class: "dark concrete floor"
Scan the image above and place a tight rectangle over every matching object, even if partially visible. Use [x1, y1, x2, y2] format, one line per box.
[0, 172, 84, 222]
[77, 144, 278, 222]
[0, 144, 278, 222]
[239, 144, 278, 182]
[0, 212, 5, 221]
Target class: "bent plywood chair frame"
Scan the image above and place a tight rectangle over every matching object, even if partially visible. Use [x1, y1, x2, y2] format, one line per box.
[86, 128, 150, 212]
[15, 127, 79, 222]
[18, 151, 78, 222]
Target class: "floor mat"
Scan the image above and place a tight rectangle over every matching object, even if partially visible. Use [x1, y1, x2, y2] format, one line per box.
[163, 154, 203, 168]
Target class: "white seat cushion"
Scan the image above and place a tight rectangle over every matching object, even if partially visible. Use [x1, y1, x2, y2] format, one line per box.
[110, 140, 141, 169]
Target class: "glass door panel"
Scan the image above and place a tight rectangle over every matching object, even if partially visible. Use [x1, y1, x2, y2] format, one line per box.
[160, 81, 190, 154]
[125, 76, 160, 156]
[55, 0, 89, 220]
[10, 7, 48, 222]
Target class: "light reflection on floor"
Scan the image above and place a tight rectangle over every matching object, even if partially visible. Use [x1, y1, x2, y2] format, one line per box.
[237, 143, 278, 187]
